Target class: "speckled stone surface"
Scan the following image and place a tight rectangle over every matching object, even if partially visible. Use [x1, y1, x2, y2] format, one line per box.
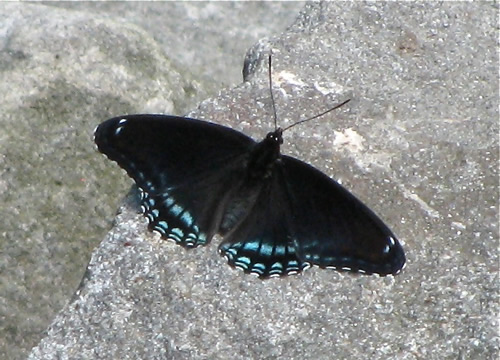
[3, 2, 498, 360]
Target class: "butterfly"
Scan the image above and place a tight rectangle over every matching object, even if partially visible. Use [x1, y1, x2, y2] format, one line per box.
[94, 58, 405, 279]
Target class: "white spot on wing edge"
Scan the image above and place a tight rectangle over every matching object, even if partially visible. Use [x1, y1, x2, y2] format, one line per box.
[388, 236, 396, 247]
[114, 118, 128, 136]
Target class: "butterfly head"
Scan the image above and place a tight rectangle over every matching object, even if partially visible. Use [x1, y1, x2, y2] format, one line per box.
[266, 128, 283, 145]
[245, 129, 284, 180]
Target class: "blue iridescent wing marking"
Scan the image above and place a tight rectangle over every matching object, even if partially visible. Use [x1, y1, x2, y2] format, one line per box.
[94, 115, 254, 247]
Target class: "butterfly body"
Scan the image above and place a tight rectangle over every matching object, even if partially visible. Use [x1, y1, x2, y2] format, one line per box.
[95, 114, 405, 278]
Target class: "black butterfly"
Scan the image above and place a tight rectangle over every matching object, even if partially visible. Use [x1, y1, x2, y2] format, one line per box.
[94, 63, 405, 279]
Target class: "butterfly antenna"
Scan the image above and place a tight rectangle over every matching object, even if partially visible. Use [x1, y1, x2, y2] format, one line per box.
[268, 54, 279, 130]
[282, 98, 351, 132]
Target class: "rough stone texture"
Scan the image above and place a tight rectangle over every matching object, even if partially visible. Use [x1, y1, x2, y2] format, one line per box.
[0, 2, 303, 360]
[44, 1, 306, 88]
[3, 1, 498, 360]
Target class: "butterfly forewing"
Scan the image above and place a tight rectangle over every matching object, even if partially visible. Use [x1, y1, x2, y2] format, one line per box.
[280, 156, 405, 275]
[95, 115, 255, 247]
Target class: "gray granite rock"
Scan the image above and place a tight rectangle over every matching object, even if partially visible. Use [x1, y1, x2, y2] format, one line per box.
[44, 1, 306, 88]
[0, 2, 303, 360]
[7, 1, 499, 359]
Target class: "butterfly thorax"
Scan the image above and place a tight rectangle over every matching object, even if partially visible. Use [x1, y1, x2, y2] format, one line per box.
[246, 129, 283, 180]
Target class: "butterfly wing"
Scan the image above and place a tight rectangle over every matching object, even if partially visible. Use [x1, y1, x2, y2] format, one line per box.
[218, 154, 405, 278]
[218, 170, 308, 278]
[281, 155, 405, 276]
[94, 115, 255, 247]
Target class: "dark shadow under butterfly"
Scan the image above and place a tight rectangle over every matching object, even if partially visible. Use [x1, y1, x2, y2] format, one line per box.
[94, 59, 405, 279]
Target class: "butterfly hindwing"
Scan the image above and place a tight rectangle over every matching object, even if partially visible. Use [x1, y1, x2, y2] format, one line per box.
[218, 171, 308, 277]
[94, 115, 255, 247]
